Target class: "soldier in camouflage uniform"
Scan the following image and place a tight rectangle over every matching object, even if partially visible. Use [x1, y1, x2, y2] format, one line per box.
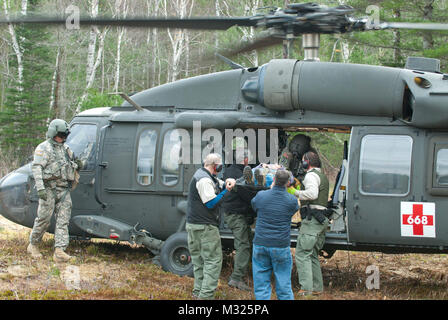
[27, 119, 80, 263]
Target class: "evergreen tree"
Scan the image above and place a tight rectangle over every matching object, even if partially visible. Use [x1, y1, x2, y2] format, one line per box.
[0, 0, 54, 161]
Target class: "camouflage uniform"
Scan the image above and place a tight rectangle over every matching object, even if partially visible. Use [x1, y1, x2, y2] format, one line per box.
[30, 138, 77, 250]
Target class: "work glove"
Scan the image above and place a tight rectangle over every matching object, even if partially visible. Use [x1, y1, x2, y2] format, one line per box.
[37, 189, 47, 201]
[287, 186, 296, 195]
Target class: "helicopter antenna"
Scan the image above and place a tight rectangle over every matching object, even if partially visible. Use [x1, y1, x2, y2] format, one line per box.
[110, 92, 144, 111]
[214, 53, 244, 69]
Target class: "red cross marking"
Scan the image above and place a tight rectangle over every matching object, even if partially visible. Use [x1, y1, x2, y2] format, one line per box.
[402, 204, 434, 236]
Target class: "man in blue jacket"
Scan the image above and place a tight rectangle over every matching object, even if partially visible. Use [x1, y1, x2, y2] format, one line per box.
[251, 169, 299, 300]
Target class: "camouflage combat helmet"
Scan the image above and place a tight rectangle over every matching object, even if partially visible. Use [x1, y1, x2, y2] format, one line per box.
[46, 119, 70, 139]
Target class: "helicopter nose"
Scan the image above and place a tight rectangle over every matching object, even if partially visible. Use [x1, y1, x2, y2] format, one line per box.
[0, 164, 34, 227]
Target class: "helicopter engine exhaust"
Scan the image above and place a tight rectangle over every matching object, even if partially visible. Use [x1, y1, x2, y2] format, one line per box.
[242, 59, 448, 129]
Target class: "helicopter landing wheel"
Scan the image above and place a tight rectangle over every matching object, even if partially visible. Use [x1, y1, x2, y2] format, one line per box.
[160, 231, 193, 277]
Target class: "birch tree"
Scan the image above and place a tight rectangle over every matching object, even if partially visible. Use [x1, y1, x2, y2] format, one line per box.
[76, 27, 108, 113]
[86, 0, 99, 85]
[163, 0, 195, 82]
[240, 0, 260, 66]
[3, 0, 26, 89]
[76, 0, 109, 113]
[148, 0, 162, 87]
[113, 0, 128, 92]
[422, 0, 434, 50]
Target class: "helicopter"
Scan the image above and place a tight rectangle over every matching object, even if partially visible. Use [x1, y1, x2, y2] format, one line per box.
[0, 2, 448, 277]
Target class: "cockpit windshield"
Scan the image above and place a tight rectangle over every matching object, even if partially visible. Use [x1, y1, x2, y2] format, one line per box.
[66, 124, 97, 171]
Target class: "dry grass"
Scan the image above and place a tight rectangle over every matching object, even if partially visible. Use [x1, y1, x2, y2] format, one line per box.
[1, 215, 448, 300]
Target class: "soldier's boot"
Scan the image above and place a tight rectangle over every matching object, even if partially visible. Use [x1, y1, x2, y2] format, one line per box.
[53, 248, 72, 263]
[27, 243, 43, 259]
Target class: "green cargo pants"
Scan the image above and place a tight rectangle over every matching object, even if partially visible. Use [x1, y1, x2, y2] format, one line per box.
[186, 223, 223, 299]
[224, 212, 252, 282]
[295, 216, 328, 293]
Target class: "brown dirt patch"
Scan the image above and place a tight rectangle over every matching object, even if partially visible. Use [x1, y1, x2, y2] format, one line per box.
[0, 215, 447, 300]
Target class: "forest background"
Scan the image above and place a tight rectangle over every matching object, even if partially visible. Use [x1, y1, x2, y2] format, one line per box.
[0, 0, 447, 179]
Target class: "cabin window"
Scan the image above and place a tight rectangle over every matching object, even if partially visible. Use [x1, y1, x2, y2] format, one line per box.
[66, 123, 97, 171]
[359, 134, 413, 196]
[435, 149, 448, 186]
[161, 129, 182, 186]
[137, 129, 157, 186]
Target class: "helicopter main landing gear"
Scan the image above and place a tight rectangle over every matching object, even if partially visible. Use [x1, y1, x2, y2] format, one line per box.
[160, 231, 193, 277]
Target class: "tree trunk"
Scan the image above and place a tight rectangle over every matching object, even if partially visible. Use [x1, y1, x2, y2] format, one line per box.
[49, 46, 62, 121]
[149, 0, 161, 88]
[393, 9, 402, 65]
[164, 0, 194, 82]
[240, 0, 260, 66]
[113, 0, 128, 92]
[76, 27, 109, 113]
[422, 0, 434, 50]
[3, 0, 26, 89]
[21, 0, 27, 15]
[86, 0, 99, 85]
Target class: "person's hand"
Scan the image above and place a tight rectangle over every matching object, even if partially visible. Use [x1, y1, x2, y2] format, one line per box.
[226, 178, 236, 191]
[37, 189, 47, 201]
[75, 159, 84, 170]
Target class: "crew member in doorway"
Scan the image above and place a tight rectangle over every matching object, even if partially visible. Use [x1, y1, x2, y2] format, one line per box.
[290, 151, 330, 296]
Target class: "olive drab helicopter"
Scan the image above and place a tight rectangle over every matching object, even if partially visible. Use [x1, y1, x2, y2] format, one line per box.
[1, 2, 448, 277]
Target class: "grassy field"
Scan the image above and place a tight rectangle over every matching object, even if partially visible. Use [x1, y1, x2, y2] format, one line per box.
[1, 215, 448, 300]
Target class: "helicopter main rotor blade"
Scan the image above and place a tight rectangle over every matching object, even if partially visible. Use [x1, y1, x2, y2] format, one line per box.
[0, 15, 258, 30]
[192, 35, 283, 70]
[220, 35, 284, 57]
[379, 22, 448, 31]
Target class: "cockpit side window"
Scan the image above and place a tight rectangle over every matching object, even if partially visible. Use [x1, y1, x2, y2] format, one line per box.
[66, 124, 97, 171]
[137, 129, 157, 186]
[359, 134, 413, 196]
[161, 129, 182, 186]
[435, 149, 448, 186]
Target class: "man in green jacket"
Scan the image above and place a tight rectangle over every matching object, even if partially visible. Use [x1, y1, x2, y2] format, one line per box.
[290, 151, 329, 296]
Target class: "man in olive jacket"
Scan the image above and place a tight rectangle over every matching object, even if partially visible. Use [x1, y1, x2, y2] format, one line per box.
[291, 151, 329, 296]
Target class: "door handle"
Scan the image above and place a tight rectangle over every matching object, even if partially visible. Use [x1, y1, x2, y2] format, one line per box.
[99, 162, 108, 168]
[354, 203, 359, 215]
